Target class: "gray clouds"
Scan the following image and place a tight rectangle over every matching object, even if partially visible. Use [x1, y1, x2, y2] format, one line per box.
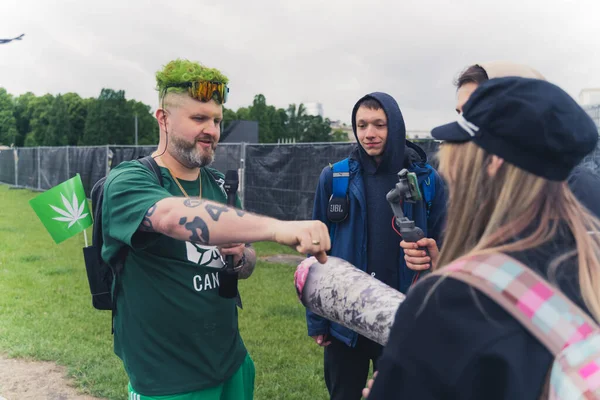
[1, 0, 599, 130]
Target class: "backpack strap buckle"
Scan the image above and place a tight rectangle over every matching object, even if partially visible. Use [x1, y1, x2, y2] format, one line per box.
[327, 159, 350, 223]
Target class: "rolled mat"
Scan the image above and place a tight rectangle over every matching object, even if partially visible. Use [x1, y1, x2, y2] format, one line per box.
[294, 256, 406, 346]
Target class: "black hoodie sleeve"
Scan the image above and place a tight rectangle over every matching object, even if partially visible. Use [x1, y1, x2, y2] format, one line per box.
[367, 274, 552, 400]
[567, 165, 600, 218]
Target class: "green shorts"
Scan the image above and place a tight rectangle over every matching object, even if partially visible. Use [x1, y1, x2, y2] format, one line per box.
[128, 354, 255, 400]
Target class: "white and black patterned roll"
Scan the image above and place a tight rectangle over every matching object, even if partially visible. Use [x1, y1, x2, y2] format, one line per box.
[294, 256, 406, 346]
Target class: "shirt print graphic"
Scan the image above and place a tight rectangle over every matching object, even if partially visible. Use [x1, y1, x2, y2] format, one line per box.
[185, 242, 226, 269]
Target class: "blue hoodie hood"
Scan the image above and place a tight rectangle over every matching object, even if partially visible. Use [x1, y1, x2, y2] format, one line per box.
[351, 92, 406, 174]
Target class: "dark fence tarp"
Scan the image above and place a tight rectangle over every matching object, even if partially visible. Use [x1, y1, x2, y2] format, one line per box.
[243, 141, 442, 220]
[16, 148, 38, 189]
[2, 140, 600, 221]
[40, 147, 69, 190]
[69, 147, 108, 197]
[211, 144, 243, 175]
[0, 149, 15, 185]
[110, 146, 156, 169]
[412, 140, 441, 169]
[108, 144, 243, 176]
[244, 143, 356, 220]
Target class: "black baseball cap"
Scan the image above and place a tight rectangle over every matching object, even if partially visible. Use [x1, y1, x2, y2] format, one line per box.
[431, 77, 598, 181]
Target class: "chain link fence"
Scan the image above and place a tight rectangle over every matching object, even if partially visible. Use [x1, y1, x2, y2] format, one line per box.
[2, 140, 599, 220]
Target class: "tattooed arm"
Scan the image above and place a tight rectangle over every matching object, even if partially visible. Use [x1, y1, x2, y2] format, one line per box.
[137, 197, 331, 263]
[139, 204, 158, 232]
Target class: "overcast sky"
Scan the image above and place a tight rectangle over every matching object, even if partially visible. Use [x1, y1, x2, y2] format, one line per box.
[2, 0, 599, 130]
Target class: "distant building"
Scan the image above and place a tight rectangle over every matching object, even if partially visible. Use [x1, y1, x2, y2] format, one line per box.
[329, 120, 354, 141]
[579, 89, 600, 132]
[580, 88, 600, 106]
[221, 120, 259, 143]
[582, 104, 600, 132]
[406, 130, 433, 140]
[304, 102, 324, 117]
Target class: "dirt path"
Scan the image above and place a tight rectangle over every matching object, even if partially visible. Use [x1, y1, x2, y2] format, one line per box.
[0, 355, 104, 400]
[260, 254, 305, 265]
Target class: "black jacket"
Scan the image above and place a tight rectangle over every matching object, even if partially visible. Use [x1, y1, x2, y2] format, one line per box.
[368, 226, 592, 399]
[568, 164, 600, 218]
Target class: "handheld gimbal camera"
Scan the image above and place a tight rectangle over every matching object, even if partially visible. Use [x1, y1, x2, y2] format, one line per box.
[386, 169, 429, 254]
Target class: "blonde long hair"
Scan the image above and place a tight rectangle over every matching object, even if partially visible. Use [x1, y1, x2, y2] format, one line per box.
[436, 142, 600, 321]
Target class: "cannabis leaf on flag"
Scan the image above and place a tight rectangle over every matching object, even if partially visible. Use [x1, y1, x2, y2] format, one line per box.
[29, 174, 93, 244]
[50, 193, 89, 228]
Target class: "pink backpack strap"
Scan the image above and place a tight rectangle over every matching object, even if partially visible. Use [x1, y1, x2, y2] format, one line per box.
[430, 253, 599, 356]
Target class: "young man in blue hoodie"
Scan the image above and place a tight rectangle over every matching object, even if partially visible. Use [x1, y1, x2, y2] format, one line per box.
[306, 92, 447, 400]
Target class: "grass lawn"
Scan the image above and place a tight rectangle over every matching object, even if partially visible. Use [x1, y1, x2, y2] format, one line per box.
[0, 184, 329, 399]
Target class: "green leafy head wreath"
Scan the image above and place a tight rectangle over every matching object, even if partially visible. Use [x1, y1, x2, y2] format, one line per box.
[156, 58, 229, 104]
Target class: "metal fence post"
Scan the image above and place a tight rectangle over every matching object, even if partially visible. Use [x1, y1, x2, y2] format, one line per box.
[66, 145, 70, 178]
[240, 142, 246, 208]
[106, 145, 110, 176]
[14, 148, 18, 187]
[37, 146, 41, 190]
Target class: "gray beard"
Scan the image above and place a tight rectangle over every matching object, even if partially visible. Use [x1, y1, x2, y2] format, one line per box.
[169, 134, 215, 168]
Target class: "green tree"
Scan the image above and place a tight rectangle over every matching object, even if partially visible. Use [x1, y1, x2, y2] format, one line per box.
[286, 103, 306, 141]
[13, 92, 35, 147]
[247, 94, 289, 143]
[222, 107, 237, 130]
[43, 94, 71, 146]
[0, 88, 18, 146]
[27, 94, 55, 146]
[284, 103, 333, 143]
[266, 106, 288, 143]
[331, 129, 351, 142]
[126, 100, 158, 145]
[62, 93, 89, 145]
[82, 88, 129, 145]
[275, 108, 289, 139]
[235, 107, 251, 121]
[298, 115, 332, 143]
[249, 94, 272, 142]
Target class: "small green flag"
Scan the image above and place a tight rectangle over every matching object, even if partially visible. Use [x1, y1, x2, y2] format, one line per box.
[29, 174, 93, 244]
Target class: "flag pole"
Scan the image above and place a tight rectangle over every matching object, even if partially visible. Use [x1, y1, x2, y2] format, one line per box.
[83, 229, 89, 247]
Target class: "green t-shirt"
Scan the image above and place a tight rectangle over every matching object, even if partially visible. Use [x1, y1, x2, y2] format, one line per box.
[101, 160, 247, 396]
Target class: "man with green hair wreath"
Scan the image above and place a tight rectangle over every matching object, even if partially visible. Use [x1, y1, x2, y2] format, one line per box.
[100, 59, 331, 399]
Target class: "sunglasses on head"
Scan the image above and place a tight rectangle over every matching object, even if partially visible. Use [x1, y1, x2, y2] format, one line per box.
[165, 80, 229, 104]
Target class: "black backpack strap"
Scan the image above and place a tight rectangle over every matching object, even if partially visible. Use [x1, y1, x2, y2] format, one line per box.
[205, 168, 244, 308]
[137, 155, 164, 186]
[204, 168, 224, 185]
